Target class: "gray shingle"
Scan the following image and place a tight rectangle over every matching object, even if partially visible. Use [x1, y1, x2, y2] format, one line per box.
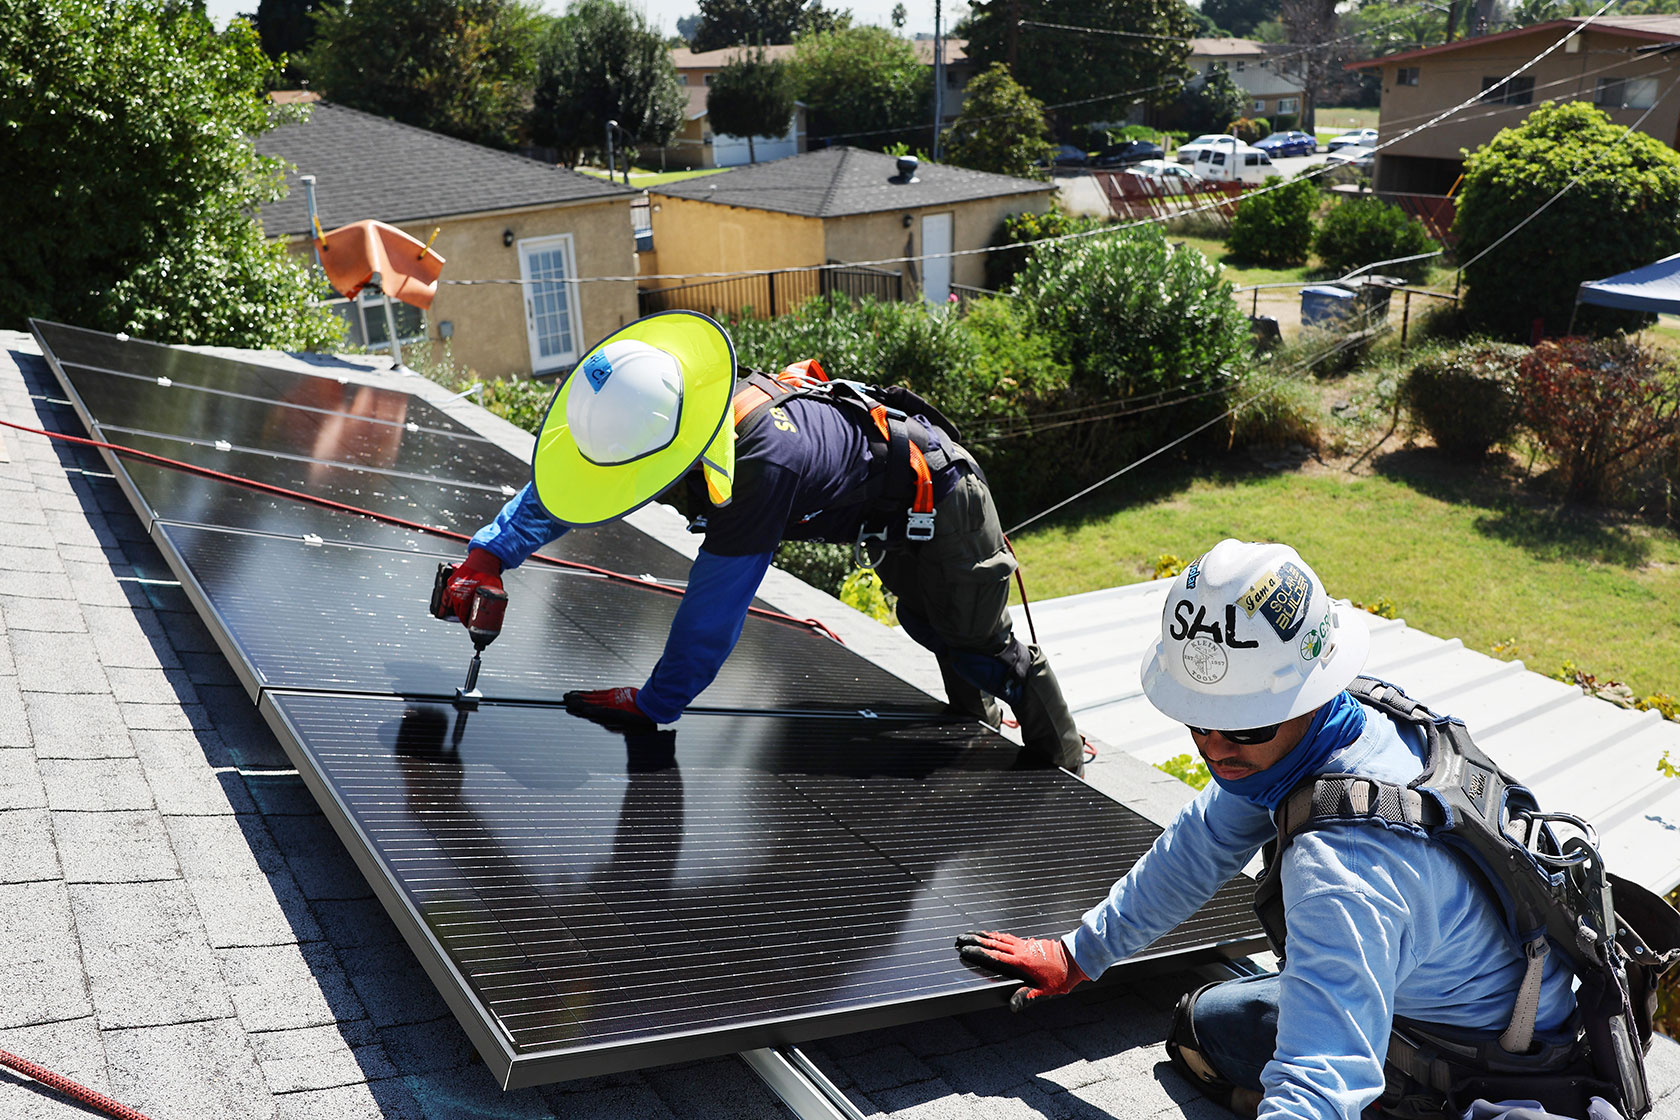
[0, 594, 87, 634]
[255, 102, 634, 239]
[0, 747, 45, 810]
[24, 690, 133, 758]
[103, 1019, 276, 1120]
[81, 604, 181, 670]
[272, 1078, 424, 1120]
[105, 666, 200, 706]
[69, 880, 233, 1028]
[249, 1022, 396, 1094]
[10, 630, 110, 693]
[650, 146, 1052, 219]
[0, 808, 60, 883]
[0, 1017, 110, 1107]
[188, 871, 320, 949]
[39, 757, 152, 811]
[0, 880, 94, 1029]
[218, 942, 364, 1033]
[52, 809, 179, 884]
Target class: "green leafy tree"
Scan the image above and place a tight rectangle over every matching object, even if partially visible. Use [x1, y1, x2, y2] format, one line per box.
[691, 0, 849, 51]
[1204, 0, 1280, 36]
[891, 2, 906, 29]
[530, 0, 685, 166]
[1227, 175, 1319, 266]
[942, 63, 1054, 180]
[1312, 198, 1436, 281]
[252, 0, 340, 80]
[302, 0, 539, 150]
[1454, 100, 1680, 340]
[964, 0, 1194, 130]
[789, 26, 929, 149]
[0, 0, 340, 348]
[707, 47, 795, 162]
[1172, 63, 1246, 136]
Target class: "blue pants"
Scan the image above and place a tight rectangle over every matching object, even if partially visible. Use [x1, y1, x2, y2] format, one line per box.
[1190, 973, 1281, 1091]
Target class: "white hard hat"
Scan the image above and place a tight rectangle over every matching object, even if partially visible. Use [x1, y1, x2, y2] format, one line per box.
[565, 339, 683, 465]
[1140, 539, 1369, 729]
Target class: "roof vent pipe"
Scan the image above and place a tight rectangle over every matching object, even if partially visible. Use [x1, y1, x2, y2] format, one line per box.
[894, 155, 920, 183]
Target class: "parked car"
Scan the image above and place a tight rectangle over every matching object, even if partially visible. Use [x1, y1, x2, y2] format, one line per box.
[1326, 127, 1379, 152]
[1175, 133, 1239, 164]
[1322, 144, 1375, 182]
[1191, 141, 1279, 185]
[1091, 139, 1163, 168]
[1122, 159, 1204, 193]
[1048, 143, 1089, 168]
[1255, 130, 1317, 158]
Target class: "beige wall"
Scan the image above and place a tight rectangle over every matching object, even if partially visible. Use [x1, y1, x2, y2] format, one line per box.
[822, 191, 1053, 294]
[1371, 30, 1680, 164]
[289, 196, 638, 380]
[644, 197, 825, 315]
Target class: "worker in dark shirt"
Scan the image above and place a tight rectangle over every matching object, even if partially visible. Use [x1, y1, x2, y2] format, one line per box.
[435, 311, 1085, 772]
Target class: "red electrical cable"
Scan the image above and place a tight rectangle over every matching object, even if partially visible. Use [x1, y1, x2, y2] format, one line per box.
[0, 417, 843, 645]
[0, 1049, 154, 1120]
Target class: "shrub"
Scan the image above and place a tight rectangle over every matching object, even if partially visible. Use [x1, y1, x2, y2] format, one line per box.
[986, 208, 1103, 290]
[1400, 342, 1526, 460]
[1517, 337, 1680, 504]
[1228, 116, 1270, 143]
[1273, 113, 1298, 131]
[1455, 101, 1680, 341]
[773, 541, 852, 595]
[1312, 199, 1438, 282]
[1227, 176, 1318, 266]
[1229, 366, 1322, 451]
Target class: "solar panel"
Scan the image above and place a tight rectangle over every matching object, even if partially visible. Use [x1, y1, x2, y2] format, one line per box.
[31, 319, 1267, 1088]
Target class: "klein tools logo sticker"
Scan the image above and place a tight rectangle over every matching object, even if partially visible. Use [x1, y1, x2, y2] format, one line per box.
[1183, 637, 1228, 684]
[1237, 562, 1313, 641]
[582, 352, 613, 392]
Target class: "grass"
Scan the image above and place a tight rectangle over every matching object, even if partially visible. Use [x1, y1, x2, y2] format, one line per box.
[1314, 105, 1380, 141]
[575, 166, 728, 187]
[1007, 457, 1680, 697]
[1173, 234, 1456, 294]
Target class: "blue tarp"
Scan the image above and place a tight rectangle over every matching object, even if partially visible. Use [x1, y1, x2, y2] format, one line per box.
[1576, 252, 1680, 314]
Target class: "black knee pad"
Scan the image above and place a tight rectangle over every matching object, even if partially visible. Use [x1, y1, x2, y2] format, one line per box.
[1165, 983, 1238, 1108]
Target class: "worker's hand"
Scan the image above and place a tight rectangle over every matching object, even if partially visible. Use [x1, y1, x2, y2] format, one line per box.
[954, 930, 1089, 1011]
[564, 687, 655, 729]
[438, 548, 504, 627]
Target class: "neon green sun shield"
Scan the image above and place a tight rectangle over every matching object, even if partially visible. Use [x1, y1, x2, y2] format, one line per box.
[532, 311, 737, 526]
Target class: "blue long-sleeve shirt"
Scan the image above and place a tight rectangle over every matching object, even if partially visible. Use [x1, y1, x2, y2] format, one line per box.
[1065, 705, 1576, 1120]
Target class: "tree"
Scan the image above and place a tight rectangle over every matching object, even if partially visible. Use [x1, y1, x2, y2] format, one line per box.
[529, 0, 685, 167]
[891, 2, 906, 29]
[1279, 0, 1335, 131]
[0, 0, 340, 349]
[1454, 101, 1680, 340]
[789, 26, 929, 150]
[676, 12, 702, 42]
[963, 0, 1194, 132]
[1227, 175, 1318, 266]
[301, 0, 540, 150]
[1171, 63, 1246, 135]
[942, 63, 1053, 180]
[251, 0, 340, 80]
[1203, 0, 1280, 36]
[691, 0, 849, 51]
[707, 47, 795, 162]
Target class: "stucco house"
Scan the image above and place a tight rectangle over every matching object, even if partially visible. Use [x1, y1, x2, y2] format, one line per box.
[1188, 37, 1309, 124]
[638, 146, 1054, 316]
[257, 99, 640, 379]
[1345, 15, 1680, 197]
[659, 45, 807, 169]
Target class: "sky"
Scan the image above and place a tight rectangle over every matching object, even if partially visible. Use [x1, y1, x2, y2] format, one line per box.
[204, 0, 971, 41]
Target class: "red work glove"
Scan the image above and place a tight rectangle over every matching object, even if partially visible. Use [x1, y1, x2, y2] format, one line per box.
[564, 687, 655, 729]
[440, 548, 504, 627]
[954, 930, 1089, 1011]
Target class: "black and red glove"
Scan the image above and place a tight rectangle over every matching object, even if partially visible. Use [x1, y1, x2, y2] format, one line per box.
[436, 548, 505, 627]
[564, 686, 655, 729]
[954, 930, 1089, 1011]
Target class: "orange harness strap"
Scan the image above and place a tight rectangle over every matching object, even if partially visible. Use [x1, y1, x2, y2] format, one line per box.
[867, 404, 935, 515]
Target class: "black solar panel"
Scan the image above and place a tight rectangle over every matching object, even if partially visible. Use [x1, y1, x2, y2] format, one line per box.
[31, 319, 1266, 1088]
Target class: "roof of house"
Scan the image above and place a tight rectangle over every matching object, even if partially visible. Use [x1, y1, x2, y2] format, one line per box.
[911, 36, 970, 64]
[648, 145, 1052, 218]
[1188, 37, 1269, 57]
[254, 101, 632, 239]
[1347, 14, 1680, 69]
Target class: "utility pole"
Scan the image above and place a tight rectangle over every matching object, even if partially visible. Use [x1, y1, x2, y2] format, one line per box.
[605, 119, 617, 182]
[933, 0, 945, 161]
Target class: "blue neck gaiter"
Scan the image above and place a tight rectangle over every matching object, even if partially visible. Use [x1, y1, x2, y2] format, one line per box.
[1208, 690, 1367, 810]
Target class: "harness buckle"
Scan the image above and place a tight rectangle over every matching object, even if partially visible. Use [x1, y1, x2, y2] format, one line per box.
[905, 509, 936, 542]
[854, 523, 889, 569]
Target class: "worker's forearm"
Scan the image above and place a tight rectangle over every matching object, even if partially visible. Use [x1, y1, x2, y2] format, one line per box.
[470, 483, 567, 570]
[637, 548, 774, 723]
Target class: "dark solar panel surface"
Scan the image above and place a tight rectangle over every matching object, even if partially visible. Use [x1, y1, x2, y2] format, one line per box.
[267, 692, 1262, 1079]
[33, 320, 1266, 1086]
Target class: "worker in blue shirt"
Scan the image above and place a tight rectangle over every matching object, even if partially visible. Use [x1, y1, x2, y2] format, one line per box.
[433, 311, 1085, 772]
[955, 539, 1581, 1119]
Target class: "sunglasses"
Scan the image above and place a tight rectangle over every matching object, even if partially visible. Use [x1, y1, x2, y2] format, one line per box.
[1185, 723, 1282, 746]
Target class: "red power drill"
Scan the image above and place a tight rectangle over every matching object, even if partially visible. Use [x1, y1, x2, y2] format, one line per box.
[429, 560, 508, 708]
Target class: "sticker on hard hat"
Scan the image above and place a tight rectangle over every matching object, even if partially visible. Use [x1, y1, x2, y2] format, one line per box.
[583, 352, 613, 392]
[1299, 609, 1331, 660]
[1183, 637, 1228, 684]
[1238, 562, 1313, 641]
[1183, 555, 1203, 589]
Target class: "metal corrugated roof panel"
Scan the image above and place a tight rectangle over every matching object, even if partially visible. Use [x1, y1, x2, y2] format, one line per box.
[1015, 579, 1680, 893]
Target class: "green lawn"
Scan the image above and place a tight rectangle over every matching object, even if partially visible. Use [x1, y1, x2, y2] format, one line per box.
[1173, 235, 1455, 293]
[575, 166, 728, 187]
[1008, 459, 1680, 699]
[1315, 105, 1380, 142]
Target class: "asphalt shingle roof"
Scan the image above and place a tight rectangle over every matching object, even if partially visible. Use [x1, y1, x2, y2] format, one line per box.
[254, 102, 633, 240]
[648, 146, 1053, 219]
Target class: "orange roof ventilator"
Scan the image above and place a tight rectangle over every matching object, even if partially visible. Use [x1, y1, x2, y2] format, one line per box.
[316, 219, 446, 310]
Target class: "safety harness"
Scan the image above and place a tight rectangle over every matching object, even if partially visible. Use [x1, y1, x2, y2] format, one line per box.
[728, 359, 965, 563]
[1252, 677, 1680, 1118]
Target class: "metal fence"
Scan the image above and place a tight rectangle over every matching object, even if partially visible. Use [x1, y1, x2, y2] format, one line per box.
[637, 263, 903, 320]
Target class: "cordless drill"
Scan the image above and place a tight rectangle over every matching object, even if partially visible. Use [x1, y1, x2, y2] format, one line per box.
[429, 560, 508, 708]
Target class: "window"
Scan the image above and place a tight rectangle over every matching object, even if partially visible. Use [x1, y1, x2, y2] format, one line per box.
[1596, 76, 1658, 109]
[1480, 75, 1534, 105]
[1235, 60, 1246, 72]
[1397, 66, 1419, 86]
[677, 74, 689, 85]
[325, 289, 424, 353]
[1253, 98, 1266, 112]
[1245, 153, 1260, 166]
[1278, 96, 1299, 113]
[703, 73, 714, 85]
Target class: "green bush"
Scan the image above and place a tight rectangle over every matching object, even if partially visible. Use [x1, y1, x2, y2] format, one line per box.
[1228, 116, 1270, 143]
[1273, 113, 1298, 131]
[1401, 342, 1526, 460]
[1455, 101, 1680, 341]
[1229, 366, 1322, 451]
[986, 208, 1103, 290]
[1227, 176, 1318, 266]
[1312, 199, 1438, 283]
[772, 540, 852, 595]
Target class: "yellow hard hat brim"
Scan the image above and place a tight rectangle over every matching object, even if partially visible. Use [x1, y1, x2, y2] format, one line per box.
[531, 311, 736, 526]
